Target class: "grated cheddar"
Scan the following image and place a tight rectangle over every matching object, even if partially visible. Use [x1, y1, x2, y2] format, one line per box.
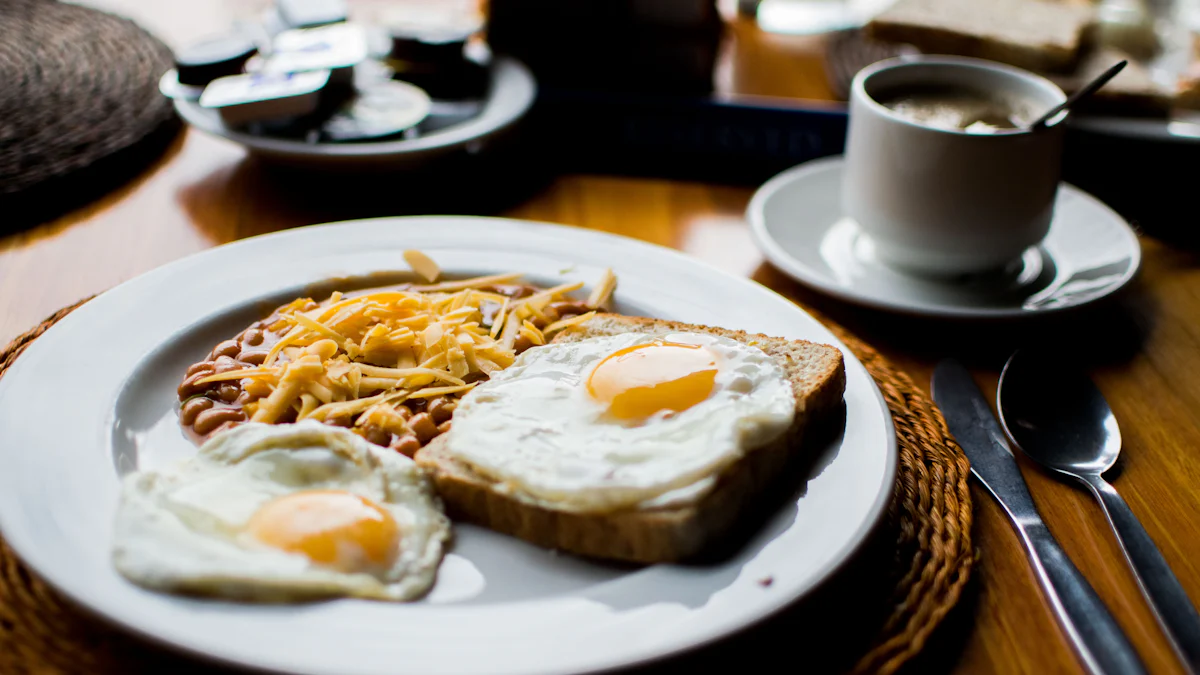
[180, 260, 617, 455]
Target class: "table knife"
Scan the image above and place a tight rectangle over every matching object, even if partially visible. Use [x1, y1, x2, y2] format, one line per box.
[932, 359, 1147, 675]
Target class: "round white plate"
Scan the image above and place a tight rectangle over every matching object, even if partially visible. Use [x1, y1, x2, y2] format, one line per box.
[748, 156, 1142, 319]
[174, 57, 536, 169]
[0, 217, 895, 675]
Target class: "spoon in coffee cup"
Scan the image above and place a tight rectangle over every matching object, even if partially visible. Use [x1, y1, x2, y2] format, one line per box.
[1029, 60, 1128, 131]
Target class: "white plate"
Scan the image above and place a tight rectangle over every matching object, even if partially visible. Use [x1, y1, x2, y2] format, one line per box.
[748, 157, 1142, 319]
[174, 57, 536, 169]
[0, 217, 896, 675]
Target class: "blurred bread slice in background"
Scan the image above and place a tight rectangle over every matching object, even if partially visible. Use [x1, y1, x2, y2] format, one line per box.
[863, 0, 1183, 115]
[1174, 34, 1200, 109]
[865, 0, 1094, 72]
[1048, 47, 1172, 114]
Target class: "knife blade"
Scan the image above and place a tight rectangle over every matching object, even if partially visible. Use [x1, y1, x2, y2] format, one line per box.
[932, 359, 1146, 675]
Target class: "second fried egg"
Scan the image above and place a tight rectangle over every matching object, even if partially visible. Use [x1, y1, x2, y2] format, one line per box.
[439, 332, 796, 513]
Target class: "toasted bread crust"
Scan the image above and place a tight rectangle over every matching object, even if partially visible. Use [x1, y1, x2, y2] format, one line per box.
[416, 314, 846, 563]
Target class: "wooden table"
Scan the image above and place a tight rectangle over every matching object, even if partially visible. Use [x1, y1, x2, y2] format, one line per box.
[3, 2, 1198, 674]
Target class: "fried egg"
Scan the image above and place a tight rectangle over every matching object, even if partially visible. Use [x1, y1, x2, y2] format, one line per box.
[440, 332, 796, 513]
[113, 421, 450, 601]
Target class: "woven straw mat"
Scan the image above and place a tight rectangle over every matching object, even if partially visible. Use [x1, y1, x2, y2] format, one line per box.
[0, 297, 974, 675]
[0, 0, 176, 199]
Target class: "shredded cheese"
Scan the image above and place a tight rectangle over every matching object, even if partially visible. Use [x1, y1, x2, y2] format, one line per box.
[403, 249, 442, 283]
[207, 265, 613, 446]
[588, 268, 617, 308]
[543, 310, 597, 337]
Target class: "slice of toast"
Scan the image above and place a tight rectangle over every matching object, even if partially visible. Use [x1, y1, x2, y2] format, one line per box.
[865, 0, 1093, 72]
[415, 314, 846, 563]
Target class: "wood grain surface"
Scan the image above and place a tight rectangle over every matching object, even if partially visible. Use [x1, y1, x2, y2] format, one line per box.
[1, 1, 1197, 674]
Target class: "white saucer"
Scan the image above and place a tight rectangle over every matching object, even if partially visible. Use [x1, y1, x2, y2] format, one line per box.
[747, 156, 1142, 319]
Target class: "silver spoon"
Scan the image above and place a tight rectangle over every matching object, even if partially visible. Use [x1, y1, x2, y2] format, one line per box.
[1030, 60, 1127, 131]
[998, 351, 1200, 674]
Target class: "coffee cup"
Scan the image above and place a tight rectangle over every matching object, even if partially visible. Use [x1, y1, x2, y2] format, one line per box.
[843, 56, 1068, 277]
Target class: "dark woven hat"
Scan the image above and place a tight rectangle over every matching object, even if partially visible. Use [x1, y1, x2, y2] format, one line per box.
[0, 0, 179, 226]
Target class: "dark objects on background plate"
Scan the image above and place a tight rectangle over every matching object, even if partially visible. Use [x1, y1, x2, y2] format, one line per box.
[317, 79, 432, 142]
[200, 70, 333, 128]
[390, 58, 490, 101]
[166, 6, 513, 161]
[932, 360, 1148, 675]
[173, 33, 259, 88]
[998, 352, 1200, 674]
[171, 55, 533, 171]
[386, 21, 475, 68]
[261, 22, 369, 94]
[378, 10, 488, 100]
[0, 0, 180, 230]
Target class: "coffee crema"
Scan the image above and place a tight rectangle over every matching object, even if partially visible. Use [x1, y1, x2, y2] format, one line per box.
[873, 86, 1035, 134]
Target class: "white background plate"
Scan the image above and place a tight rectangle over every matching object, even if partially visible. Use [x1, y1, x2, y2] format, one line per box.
[0, 217, 895, 675]
[174, 57, 536, 170]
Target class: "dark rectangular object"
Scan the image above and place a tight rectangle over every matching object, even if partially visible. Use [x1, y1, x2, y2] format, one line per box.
[489, 0, 719, 30]
[526, 89, 849, 184]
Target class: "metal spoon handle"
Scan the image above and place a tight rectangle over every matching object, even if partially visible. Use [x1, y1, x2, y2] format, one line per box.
[1030, 60, 1128, 130]
[1082, 474, 1200, 673]
[1022, 522, 1148, 675]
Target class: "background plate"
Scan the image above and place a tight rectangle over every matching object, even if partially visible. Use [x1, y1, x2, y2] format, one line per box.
[0, 217, 895, 675]
[175, 57, 536, 170]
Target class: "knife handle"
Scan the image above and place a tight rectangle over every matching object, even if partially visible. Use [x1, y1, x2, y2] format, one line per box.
[1023, 522, 1148, 675]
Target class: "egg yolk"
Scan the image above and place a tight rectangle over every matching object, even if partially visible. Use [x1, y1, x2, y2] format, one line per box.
[246, 490, 400, 573]
[586, 340, 719, 420]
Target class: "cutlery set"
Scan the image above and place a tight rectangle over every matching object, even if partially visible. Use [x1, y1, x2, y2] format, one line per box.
[933, 356, 1200, 675]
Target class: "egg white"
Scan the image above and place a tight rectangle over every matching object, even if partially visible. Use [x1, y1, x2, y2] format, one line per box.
[441, 332, 796, 513]
[112, 421, 450, 602]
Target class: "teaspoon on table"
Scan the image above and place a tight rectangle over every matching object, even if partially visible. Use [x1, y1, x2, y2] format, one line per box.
[998, 351, 1200, 674]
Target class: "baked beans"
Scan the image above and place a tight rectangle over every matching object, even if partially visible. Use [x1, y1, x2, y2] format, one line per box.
[178, 317, 282, 442]
[178, 280, 594, 452]
[193, 407, 247, 435]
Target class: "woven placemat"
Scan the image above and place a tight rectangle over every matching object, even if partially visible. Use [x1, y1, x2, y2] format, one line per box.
[0, 0, 178, 223]
[0, 297, 973, 675]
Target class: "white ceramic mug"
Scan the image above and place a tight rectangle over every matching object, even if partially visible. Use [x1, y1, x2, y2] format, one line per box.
[843, 56, 1068, 277]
